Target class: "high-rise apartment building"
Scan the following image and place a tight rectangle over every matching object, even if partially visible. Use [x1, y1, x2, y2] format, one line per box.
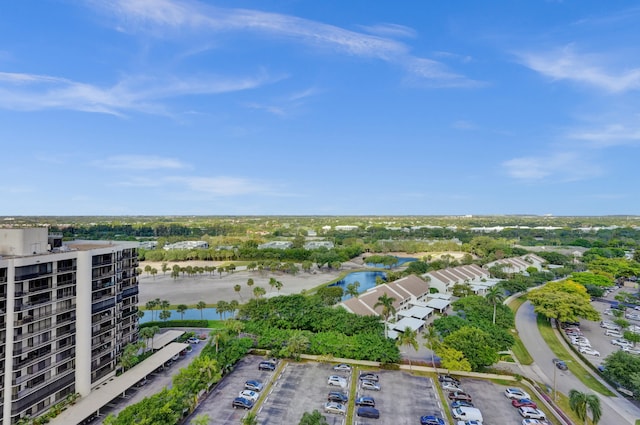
[0, 228, 139, 424]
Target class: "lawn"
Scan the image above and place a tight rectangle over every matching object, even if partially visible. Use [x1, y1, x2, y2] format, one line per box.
[507, 295, 534, 365]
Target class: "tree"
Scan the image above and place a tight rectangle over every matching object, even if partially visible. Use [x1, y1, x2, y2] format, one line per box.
[161, 262, 169, 275]
[286, 331, 310, 360]
[396, 326, 419, 371]
[569, 389, 602, 425]
[145, 299, 158, 321]
[215, 300, 230, 320]
[176, 304, 188, 320]
[274, 279, 283, 293]
[242, 412, 259, 425]
[443, 326, 499, 371]
[485, 286, 505, 325]
[140, 326, 159, 351]
[299, 410, 329, 425]
[269, 277, 278, 292]
[345, 281, 360, 299]
[247, 278, 255, 290]
[373, 293, 397, 338]
[527, 280, 600, 323]
[234, 284, 242, 300]
[435, 344, 472, 372]
[191, 414, 210, 425]
[196, 301, 207, 320]
[253, 286, 266, 301]
[159, 310, 171, 322]
[423, 325, 441, 369]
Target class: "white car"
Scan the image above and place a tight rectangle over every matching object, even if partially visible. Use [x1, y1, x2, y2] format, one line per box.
[332, 363, 352, 372]
[579, 347, 600, 356]
[518, 407, 546, 419]
[505, 388, 531, 399]
[324, 402, 346, 415]
[187, 337, 200, 344]
[522, 420, 544, 425]
[623, 346, 640, 355]
[442, 381, 462, 392]
[601, 322, 621, 331]
[361, 380, 381, 391]
[605, 329, 622, 337]
[238, 390, 259, 402]
[327, 375, 347, 388]
[612, 339, 633, 349]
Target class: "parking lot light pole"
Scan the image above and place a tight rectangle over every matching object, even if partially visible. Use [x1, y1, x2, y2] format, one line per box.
[553, 360, 571, 401]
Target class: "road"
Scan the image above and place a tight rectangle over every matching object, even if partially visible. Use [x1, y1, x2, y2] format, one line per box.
[515, 301, 640, 425]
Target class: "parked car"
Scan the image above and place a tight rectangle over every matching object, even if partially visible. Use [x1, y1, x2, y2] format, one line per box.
[355, 396, 375, 407]
[361, 380, 381, 391]
[448, 391, 472, 402]
[518, 407, 546, 419]
[522, 420, 545, 425]
[580, 347, 600, 356]
[187, 337, 199, 344]
[450, 400, 474, 408]
[238, 390, 259, 402]
[328, 391, 348, 403]
[232, 397, 254, 410]
[505, 388, 531, 399]
[359, 373, 380, 382]
[258, 361, 276, 371]
[438, 375, 461, 385]
[441, 381, 462, 392]
[512, 398, 537, 408]
[612, 339, 633, 349]
[327, 375, 347, 388]
[332, 363, 352, 372]
[605, 329, 622, 337]
[244, 380, 264, 392]
[456, 421, 482, 425]
[623, 346, 640, 355]
[601, 321, 621, 330]
[420, 415, 445, 425]
[324, 402, 346, 415]
[356, 406, 380, 419]
[552, 358, 568, 370]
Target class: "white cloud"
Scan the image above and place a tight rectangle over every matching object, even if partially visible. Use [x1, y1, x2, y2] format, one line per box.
[168, 176, 273, 196]
[569, 123, 640, 148]
[502, 151, 601, 181]
[95, 155, 186, 170]
[358, 23, 417, 39]
[92, 0, 478, 87]
[0, 71, 274, 115]
[518, 45, 640, 93]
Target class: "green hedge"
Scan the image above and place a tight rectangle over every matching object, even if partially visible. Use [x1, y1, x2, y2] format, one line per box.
[139, 319, 209, 329]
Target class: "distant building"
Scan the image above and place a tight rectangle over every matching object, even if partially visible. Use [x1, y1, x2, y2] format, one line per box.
[257, 241, 293, 250]
[162, 241, 209, 251]
[423, 264, 491, 294]
[0, 228, 139, 424]
[139, 241, 158, 250]
[334, 225, 359, 231]
[303, 241, 334, 250]
[484, 254, 546, 275]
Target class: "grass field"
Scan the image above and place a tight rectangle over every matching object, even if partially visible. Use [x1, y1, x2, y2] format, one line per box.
[507, 295, 534, 365]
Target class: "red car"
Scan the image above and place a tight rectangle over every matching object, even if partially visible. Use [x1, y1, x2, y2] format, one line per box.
[512, 398, 537, 409]
[448, 391, 472, 402]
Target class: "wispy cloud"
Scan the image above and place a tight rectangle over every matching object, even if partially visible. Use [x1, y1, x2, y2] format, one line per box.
[358, 23, 417, 39]
[452, 120, 477, 130]
[168, 176, 275, 196]
[92, 0, 479, 87]
[0, 71, 274, 115]
[517, 45, 640, 93]
[502, 151, 601, 181]
[95, 155, 186, 170]
[243, 86, 320, 116]
[568, 123, 640, 148]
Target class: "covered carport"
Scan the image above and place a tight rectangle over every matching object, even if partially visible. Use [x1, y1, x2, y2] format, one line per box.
[425, 298, 450, 313]
[398, 305, 434, 320]
[49, 342, 189, 425]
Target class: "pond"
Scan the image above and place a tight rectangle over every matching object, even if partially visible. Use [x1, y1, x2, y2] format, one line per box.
[139, 307, 234, 324]
[365, 256, 417, 268]
[329, 271, 387, 301]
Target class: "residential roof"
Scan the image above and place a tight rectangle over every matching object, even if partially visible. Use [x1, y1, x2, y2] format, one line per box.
[49, 342, 189, 425]
[340, 275, 429, 317]
[397, 305, 433, 319]
[392, 317, 425, 332]
[425, 298, 450, 310]
[152, 330, 185, 348]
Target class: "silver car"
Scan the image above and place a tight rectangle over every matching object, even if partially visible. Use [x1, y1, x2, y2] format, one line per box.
[324, 402, 346, 415]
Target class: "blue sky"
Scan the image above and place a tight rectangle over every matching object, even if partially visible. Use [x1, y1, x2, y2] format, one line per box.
[1, 1, 639, 216]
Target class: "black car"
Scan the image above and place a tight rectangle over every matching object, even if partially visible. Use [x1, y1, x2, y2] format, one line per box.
[438, 374, 460, 385]
[355, 396, 375, 407]
[356, 406, 380, 419]
[359, 373, 379, 382]
[553, 358, 568, 370]
[328, 392, 348, 403]
[232, 397, 254, 410]
[258, 361, 276, 371]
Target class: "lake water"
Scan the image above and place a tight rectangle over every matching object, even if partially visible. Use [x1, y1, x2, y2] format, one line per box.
[329, 271, 388, 301]
[365, 256, 417, 268]
[139, 307, 234, 324]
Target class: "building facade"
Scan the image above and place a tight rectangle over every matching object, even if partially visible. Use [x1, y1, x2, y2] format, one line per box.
[0, 228, 139, 424]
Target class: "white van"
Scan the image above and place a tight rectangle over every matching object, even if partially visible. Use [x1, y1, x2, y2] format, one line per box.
[601, 321, 621, 331]
[605, 329, 622, 337]
[452, 406, 483, 422]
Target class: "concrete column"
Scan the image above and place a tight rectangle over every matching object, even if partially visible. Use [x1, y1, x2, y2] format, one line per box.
[75, 252, 93, 396]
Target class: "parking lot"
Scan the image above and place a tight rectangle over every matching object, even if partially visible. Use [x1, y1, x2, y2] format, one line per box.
[456, 378, 550, 424]
[190, 356, 447, 425]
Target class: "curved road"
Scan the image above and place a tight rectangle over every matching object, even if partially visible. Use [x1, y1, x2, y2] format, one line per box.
[515, 301, 640, 425]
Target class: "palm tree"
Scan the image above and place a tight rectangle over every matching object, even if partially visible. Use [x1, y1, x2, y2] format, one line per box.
[374, 293, 397, 338]
[247, 278, 254, 290]
[396, 326, 419, 371]
[485, 285, 505, 325]
[253, 286, 266, 302]
[423, 324, 441, 370]
[234, 284, 242, 300]
[229, 299, 239, 317]
[569, 389, 602, 425]
[145, 300, 158, 321]
[191, 414, 210, 425]
[196, 301, 207, 320]
[346, 281, 360, 299]
[215, 300, 229, 320]
[274, 280, 283, 293]
[287, 331, 310, 360]
[241, 412, 258, 425]
[176, 304, 188, 320]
